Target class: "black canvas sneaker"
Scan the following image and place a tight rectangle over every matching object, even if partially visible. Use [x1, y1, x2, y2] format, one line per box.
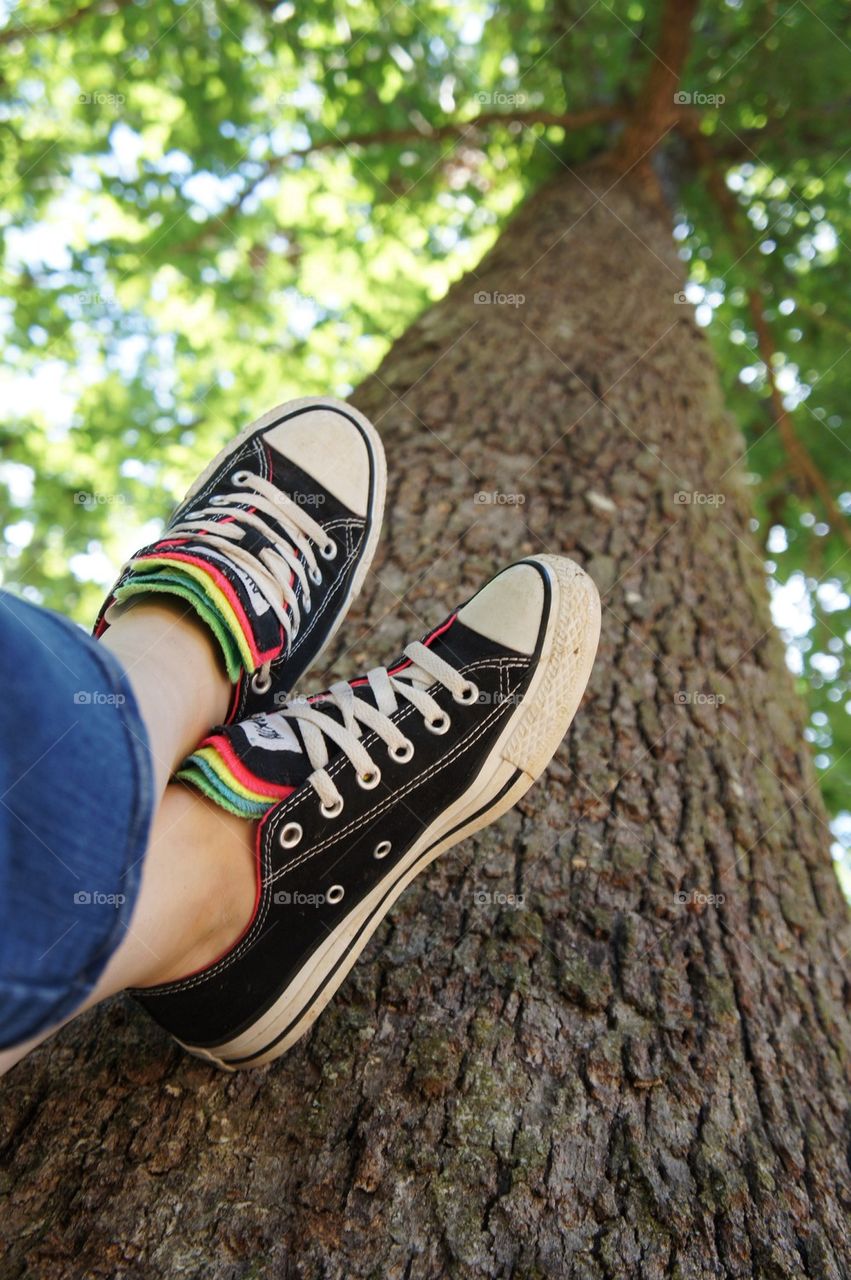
[94, 397, 386, 721]
[133, 555, 601, 1069]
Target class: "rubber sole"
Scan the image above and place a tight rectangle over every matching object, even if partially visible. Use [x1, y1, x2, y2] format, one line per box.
[181, 555, 601, 1070]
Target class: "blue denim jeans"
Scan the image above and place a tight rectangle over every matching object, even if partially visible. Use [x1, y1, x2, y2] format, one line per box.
[0, 591, 154, 1047]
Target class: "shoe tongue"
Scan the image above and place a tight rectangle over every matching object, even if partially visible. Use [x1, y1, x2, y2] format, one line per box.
[221, 614, 507, 792]
[142, 520, 290, 656]
[219, 666, 389, 791]
[194, 529, 282, 620]
[222, 709, 314, 789]
[358, 612, 497, 687]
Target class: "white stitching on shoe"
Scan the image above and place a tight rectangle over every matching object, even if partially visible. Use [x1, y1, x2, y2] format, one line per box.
[141, 657, 527, 996]
[285, 520, 360, 652]
[276, 643, 478, 811]
[234, 518, 361, 715]
[268, 660, 527, 882]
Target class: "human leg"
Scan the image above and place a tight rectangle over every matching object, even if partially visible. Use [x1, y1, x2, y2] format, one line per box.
[0, 398, 385, 1070]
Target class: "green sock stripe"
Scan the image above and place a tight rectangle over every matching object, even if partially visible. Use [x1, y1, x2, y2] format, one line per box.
[177, 758, 272, 819]
[176, 766, 253, 817]
[192, 744, 276, 803]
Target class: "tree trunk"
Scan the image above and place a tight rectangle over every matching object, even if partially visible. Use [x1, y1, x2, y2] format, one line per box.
[2, 166, 849, 1280]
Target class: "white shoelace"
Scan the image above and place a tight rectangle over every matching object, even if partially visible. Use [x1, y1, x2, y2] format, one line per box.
[280, 641, 479, 814]
[155, 470, 336, 689]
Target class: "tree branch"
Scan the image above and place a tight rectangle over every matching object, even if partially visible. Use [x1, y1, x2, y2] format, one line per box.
[172, 105, 621, 253]
[683, 122, 851, 548]
[746, 296, 851, 548]
[0, 0, 134, 46]
[694, 99, 851, 164]
[612, 0, 700, 169]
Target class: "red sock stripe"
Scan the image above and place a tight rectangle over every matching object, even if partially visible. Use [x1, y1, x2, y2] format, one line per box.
[201, 732, 298, 800]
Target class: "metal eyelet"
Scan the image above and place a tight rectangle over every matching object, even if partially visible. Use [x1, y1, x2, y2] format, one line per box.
[357, 768, 381, 790]
[309, 567, 323, 586]
[389, 739, 414, 764]
[373, 840, 392, 860]
[326, 884, 345, 904]
[232, 470, 251, 485]
[279, 822, 302, 849]
[453, 681, 479, 705]
[209, 494, 228, 505]
[320, 796, 344, 818]
[251, 669, 272, 694]
[320, 540, 338, 560]
[425, 711, 451, 735]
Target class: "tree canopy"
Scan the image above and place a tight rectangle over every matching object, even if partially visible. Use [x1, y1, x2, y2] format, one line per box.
[0, 0, 849, 881]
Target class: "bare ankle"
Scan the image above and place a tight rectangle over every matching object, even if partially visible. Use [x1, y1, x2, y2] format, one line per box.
[101, 602, 231, 788]
[130, 791, 258, 989]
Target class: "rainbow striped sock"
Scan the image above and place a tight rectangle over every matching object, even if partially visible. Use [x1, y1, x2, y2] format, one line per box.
[177, 757, 272, 818]
[177, 739, 293, 818]
[113, 568, 244, 680]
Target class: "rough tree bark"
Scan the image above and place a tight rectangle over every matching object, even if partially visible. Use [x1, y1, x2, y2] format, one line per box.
[1, 165, 850, 1279]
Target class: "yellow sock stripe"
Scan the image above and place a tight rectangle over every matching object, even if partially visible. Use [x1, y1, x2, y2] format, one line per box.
[192, 745, 276, 804]
[177, 765, 268, 818]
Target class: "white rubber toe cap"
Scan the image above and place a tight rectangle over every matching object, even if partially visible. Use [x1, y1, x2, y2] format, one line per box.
[456, 561, 547, 655]
[263, 404, 374, 517]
